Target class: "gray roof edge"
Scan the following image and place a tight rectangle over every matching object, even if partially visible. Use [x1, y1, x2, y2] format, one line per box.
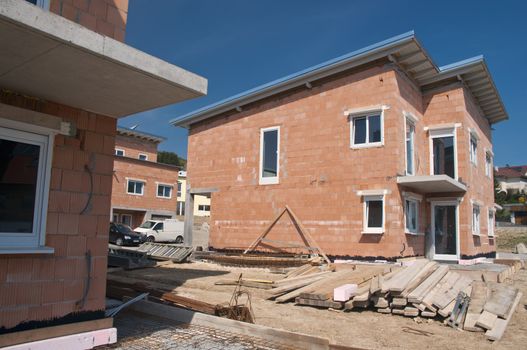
[0, 0, 207, 97]
[117, 126, 166, 143]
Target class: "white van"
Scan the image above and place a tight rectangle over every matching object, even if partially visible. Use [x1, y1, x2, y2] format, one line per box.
[134, 219, 184, 244]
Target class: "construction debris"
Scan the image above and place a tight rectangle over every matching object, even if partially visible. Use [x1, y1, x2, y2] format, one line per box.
[226, 258, 523, 342]
[108, 246, 156, 269]
[136, 242, 193, 262]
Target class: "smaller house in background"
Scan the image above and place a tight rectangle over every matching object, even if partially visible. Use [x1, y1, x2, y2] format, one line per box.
[177, 170, 211, 217]
[111, 127, 181, 227]
[496, 165, 527, 225]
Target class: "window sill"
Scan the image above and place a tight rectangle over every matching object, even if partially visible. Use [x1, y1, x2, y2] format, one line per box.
[472, 232, 481, 237]
[361, 230, 384, 235]
[0, 246, 55, 255]
[127, 192, 144, 196]
[405, 230, 424, 236]
[259, 178, 279, 186]
[350, 142, 383, 150]
[156, 196, 172, 199]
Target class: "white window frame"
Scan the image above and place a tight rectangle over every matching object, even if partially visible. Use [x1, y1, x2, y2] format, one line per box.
[259, 126, 280, 185]
[362, 194, 385, 234]
[488, 208, 495, 237]
[126, 179, 145, 196]
[469, 134, 478, 166]
[138, 153, 148, 161]
[0, 121, 54, 252]
[349, 110, 384, 149]
[403, 192, 422, 235]
[30, 0, 51, 10]
[198, 204, 211, 212]
[177, 182, 182, 197]
[404, 115, 416, 175]
[472, 202, 481, 236]
[429, 126, 459, 180]
[485, 150, 493, 178]
[156, 183, 173, 199]
[115, 148, 125, 157]
[430, 199, 461, 261]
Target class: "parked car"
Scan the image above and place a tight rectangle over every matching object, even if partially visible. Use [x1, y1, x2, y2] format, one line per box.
[109, 222, 146, 246]
[134, 219, 184, 243]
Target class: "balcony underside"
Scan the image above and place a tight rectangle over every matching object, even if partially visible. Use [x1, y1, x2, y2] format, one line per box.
[397, 175, 467, 193]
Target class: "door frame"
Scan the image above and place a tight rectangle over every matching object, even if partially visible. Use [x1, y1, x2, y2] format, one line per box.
[430, 200, 460, 261]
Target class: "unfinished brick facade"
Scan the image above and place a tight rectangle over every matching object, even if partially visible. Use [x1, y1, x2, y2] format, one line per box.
[111, 130, 180, 228]
[0, 91, 115, 329]
[179, 36, 504, 261]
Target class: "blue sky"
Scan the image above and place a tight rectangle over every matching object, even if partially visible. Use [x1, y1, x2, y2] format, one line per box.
[123, 0, 526, 167]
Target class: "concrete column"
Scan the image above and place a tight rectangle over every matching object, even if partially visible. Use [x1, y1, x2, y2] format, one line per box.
[183, 187, 194, 246]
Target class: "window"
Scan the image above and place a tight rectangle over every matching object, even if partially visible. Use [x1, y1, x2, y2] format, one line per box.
[127, 180, 144, 195]
[153, 223, 164, 231]
[198, 205, 211, 211]
[26, 0, 50, 10]
[430, 128, 457, 179]
[115, 149, 125, 156]
[363, 195, 384, 234]
[157, 184, 172, 198]
[177, 182, 182, 197]
[470, 135, 478, 166]
[405, 119, 415, 175]
[488, 209, 495, 237]
[0, 125, 53, 250]
[138, 153, 148, 161]
[405, 199, 419, 234]
[472, 204, 481, 235]
[176, 201, 185, 216]
[351, 113, 382, 148]
[121, 214, 132, 227]
[485, 152, 493, 177]
[259, 127, 280, 185]
[112, 214, 119, 223]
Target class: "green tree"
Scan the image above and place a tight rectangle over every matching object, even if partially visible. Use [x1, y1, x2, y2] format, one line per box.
[157, 151, 186, 168]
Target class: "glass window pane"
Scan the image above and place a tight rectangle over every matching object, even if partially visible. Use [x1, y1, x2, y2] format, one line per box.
[354, 117, 366, 144]
[136, 182, 143, 194]
[433, 136, 455, 178]
[128, 181, 134, 193]
[434, 205, 457, 255]
[0, 139, 40, 233]
[406, 122, 414, 174]
[367, 200, 383, 228]
[368, 115, 381, 143]
[157, 186, 163, 196]
[262, 130, 278, 178]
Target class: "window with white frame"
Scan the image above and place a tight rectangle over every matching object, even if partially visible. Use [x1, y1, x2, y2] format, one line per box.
[177, 182, 182, 197]
[488, 209, 495, 237]
[176, 201, 185, 216]
[259, 127, 280, 185]
[198, 204, 211, 211]
[472, 204, 481, 235]
[351, 112, 383, 148]
[157, 184, 172, 198]
[485, 152, 493, 177]
[26, 0, 50, 10]
[430, 127, 457, 179]
[405, 118, 415, 175]
[127, 180, 144, 195]
[363, 195, 384, 234]
[0, 125, 53, 250]
[115, 148, 125, 156]
[138, 153, 148, 161]
[469, 135, 478, 166]
[405, 198, 419, 234]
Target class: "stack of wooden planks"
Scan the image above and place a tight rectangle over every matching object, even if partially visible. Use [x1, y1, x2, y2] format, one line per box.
[257, 259, 522, 342]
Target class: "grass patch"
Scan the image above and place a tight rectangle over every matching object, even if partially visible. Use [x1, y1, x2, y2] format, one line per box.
[496, 227, 527, 252]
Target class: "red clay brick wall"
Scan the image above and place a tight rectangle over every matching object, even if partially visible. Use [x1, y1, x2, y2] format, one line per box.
[49, 0, 129, 42]
[112, 158, 179, 214]
[0, 92, 115, 329]
[187, 64, 496, 259]
[115, 134, 158, 162]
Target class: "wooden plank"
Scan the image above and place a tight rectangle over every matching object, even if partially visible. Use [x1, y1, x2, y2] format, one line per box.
[377, 307, 392, 314]
[437, 298, 456, 318]
[421, 271, 455, 310]
[403, 307, 419, 317]
[0, 318, 113, 348]
[476, 310, 498, 330]
[214, 279, 273, 289]
[295, 297, 343, 309]
[392, 308, 405, 315]
[464, 281, 487, 332]
[486, 291, 523, 341]
[483, 283, 518, 318]
[392, 297, 407, 307]
[383, 260, 429, 293]
[421, 311, 437, 318]
[372, 296, 389, 308]
[273, 270, 332, 287]
[399, 261, 438, 297]
[244, 208, 288, 254]
[267, 275, 327, 298]
[407, 265, 449, 303]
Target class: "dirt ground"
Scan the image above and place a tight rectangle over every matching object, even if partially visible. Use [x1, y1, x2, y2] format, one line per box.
[109, 260, 527, 350]
[496, 226, 527, 252]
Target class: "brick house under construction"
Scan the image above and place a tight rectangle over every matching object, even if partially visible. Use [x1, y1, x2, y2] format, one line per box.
[0, 0, 206, 343]
[172, 32, 507, 262]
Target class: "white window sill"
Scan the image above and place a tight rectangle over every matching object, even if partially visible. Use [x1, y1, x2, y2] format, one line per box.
[350, 142, 383, 150]
[472, 232, 481, 237]
[259, 178, 279, 185]
[0, 246, 55, 255]
[405, 230, 424, 236]
[127, 192, 144, 196]
[156, 196, 172, 199]
[361, 230, 384, 235]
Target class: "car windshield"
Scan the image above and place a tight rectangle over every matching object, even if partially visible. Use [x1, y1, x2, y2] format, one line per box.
[114, 223, 133, 234]
[139, 221, 156, 229]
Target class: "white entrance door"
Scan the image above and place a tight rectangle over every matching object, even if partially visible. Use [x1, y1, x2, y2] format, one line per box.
[431, 201, 460, 261]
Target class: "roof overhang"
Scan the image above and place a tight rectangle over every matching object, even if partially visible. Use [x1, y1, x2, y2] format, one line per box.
[171, 31, 507, 128]
[397, 175, 467, 193]
[0, 0, 207, 118]
[117, 127, 165, 143]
